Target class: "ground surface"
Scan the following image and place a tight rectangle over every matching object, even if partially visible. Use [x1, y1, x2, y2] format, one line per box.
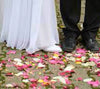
[0, 42, 100, 89]
[0, 1, 100, 89]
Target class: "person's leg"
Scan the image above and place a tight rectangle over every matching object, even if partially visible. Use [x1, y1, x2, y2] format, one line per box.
[60, 0, 81, 52]
[26, 0, 62, 53]
[82, 0, 100, 52]
[60, 0, 81, 37]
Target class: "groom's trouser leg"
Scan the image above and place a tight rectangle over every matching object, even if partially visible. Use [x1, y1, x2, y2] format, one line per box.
[60, 0, 81, 38]
[83, 0, 100, 38]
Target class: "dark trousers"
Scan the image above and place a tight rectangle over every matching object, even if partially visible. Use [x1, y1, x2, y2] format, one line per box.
[60, 0, 100, 38]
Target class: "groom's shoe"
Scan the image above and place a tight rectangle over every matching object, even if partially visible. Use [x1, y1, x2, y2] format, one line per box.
[61, 28, 80, 52]
[61, 37, 77, 52]
[82, 38, 99, 52]
[61, 29, 79, 52]
[82, 32, 99, 52]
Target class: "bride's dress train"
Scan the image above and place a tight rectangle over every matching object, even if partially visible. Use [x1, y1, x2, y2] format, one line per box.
[0, 0, 62, 53]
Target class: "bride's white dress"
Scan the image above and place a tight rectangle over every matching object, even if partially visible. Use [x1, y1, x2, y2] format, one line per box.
[0, 0, 60, 53]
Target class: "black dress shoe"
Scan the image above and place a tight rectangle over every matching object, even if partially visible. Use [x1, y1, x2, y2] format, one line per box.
[83, 38, 99, 52]
[61, 37, 77, 52]
[62, 28, 80, 52]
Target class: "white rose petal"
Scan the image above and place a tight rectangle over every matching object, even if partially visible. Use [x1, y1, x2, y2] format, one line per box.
[22, 79, 29, 83]
[25, 62, 30, 65]
[81, 56, 86, 62]
[69, 57, 76, 62]
[81, 62, 95, 67]
[53, 76, 66, 84]
[6, 84, 13, 88]
[16, 62, 23, 66]
[66, 53, 73, 57]
[64, 65, 75, 71]
[53, 56, 58, 59]
[89, 53, 94, 57]
[14, 58, 22, 63]
[33, 58, 40, 62]
[94, 69, 100, 72]
[15, 72, 23, 76]
[51, 79, 57, 82]
[83, 78, 93, 82]
[37, 63, 45, 68]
